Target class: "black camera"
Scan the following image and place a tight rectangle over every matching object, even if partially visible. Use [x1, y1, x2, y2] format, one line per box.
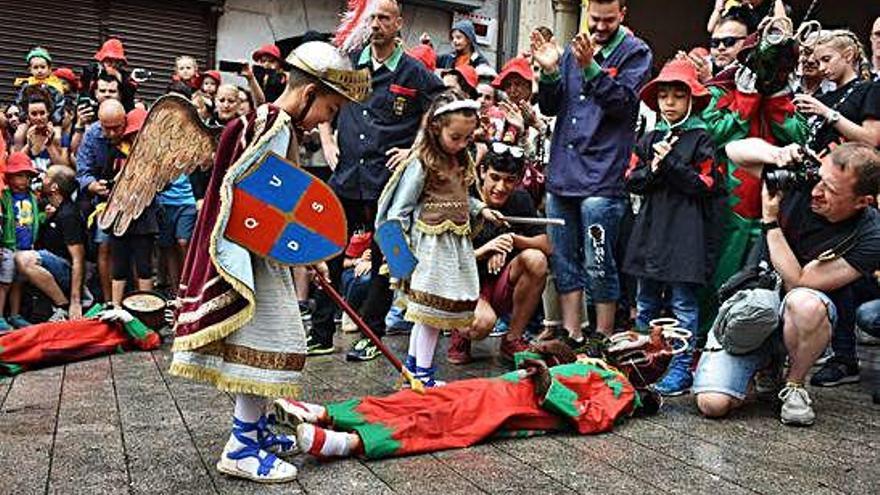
[762, 148, 821, 195]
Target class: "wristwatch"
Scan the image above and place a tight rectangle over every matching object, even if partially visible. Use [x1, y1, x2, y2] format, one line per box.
[826, 110, 841, 124]
[761, 220, 780, 232]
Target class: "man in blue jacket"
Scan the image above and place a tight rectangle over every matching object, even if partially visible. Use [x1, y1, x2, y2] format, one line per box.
[531, 0, 651, 345]
[310, 0, 444, 361]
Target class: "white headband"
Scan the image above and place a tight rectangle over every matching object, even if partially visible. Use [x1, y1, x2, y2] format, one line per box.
[434, 99, 480, 118]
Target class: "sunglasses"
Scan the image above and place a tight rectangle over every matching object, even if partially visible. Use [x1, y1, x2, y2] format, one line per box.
[491, 141, 524, 158]
[709, 36, 745, 49]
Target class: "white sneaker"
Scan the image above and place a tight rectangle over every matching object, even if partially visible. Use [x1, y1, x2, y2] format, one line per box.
[778, 383, 815, 426]
[49, 307, 69, 322]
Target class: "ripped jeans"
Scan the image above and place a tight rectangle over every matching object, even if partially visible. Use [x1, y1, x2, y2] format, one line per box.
[545, 193, 625, 303]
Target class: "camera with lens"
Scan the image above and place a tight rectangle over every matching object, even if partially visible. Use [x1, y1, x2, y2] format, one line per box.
[762, 147, 821, 195]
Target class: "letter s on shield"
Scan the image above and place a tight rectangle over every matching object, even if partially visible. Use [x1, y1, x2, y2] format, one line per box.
[225, 152, 348, 265]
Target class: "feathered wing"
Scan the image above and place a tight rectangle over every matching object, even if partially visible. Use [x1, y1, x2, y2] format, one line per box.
[98, 94, 218, 236]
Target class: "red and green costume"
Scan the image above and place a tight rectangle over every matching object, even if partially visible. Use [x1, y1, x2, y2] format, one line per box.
[0, 304, 160, 376]
[323, 357, 639, 459]
[698, 68, 807, 336]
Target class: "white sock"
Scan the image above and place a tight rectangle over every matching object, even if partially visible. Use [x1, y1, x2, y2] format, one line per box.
[227, 393, 264, 451]
[297, 424, 355, 458]
[407, 324, 421, 362]
[415, 323, 440, 370]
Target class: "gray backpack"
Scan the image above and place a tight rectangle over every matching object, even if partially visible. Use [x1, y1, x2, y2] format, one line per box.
[712, 273, 782, 355]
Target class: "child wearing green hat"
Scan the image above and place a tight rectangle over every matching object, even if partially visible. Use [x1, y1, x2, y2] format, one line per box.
[14, 46, 66, 125]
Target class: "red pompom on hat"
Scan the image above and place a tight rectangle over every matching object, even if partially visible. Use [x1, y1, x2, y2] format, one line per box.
[639, 59, 710, 112]
[123, 108, 148, 137]
[252, 44, 282, 62]
[407, 44, 437, 73]
[491, 57, 535, 89]
[202, 70, 222, 84]
[5, 152, 38, 176]
[94, 38, 128, 63]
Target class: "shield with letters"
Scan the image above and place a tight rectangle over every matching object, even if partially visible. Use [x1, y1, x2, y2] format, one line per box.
[224, 152, 347, 265]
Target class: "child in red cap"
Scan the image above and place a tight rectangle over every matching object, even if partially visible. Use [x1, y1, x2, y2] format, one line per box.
[0, 152, 43, 331]
[250, 44, 288, 102]
[622, 59, 726, 397]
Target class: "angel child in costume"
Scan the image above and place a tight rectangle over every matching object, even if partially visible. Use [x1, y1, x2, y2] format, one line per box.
[168, 42, 369, 483]
[376, 89, 505, 388]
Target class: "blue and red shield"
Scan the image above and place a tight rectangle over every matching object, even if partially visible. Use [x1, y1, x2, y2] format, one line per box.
[224, 152, 347, 265]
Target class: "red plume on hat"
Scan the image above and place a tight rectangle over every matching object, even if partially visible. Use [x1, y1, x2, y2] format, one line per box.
[639, 59, 710, 112]
[335, 0, 381, 53]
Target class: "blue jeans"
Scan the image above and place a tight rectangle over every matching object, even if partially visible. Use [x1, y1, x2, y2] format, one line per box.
[857, 299, 880, 339]
[341, 267, 371, 310]
[545, 194, 625, 303]
[635, 279, 700, 333]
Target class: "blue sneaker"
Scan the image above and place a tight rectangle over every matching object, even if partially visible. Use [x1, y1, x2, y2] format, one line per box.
[8, 314, 32, 329]
[489, 315, 510, 337]
[0, 317, 11, 333]
[652, 352, 694, 396]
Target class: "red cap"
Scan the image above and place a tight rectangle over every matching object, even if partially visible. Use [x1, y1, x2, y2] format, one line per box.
[252, 44, 282, 63]
[639, 59, 710, 112]
[443, 64, 478, 97]
[53, 67, 81, 90]
[491, 57, 534, 89]
[5, 152, 38, 176]
[407, 44, 437, 73]
[202, 70, 222, 84]
[123, 108, 148, 137]
[95, 38, 127, 63]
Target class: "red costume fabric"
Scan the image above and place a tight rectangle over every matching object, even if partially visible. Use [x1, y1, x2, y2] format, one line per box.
[325, 360, 638, 459]
[0, 307, 159, 376]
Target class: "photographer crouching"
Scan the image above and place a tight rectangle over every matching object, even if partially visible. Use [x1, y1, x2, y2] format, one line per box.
[693, 139, 880, 425]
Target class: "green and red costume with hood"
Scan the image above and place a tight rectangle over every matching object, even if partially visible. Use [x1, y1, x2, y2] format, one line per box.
[698, 41, 808, 336]
[322, 356, 639, 459]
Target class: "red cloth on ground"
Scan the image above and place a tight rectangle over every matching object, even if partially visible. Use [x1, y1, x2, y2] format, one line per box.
[0, 318, 160, 375]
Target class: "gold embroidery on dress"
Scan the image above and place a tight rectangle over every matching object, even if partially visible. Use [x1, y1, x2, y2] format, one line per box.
[407, 288, 478, 312]
[197, 341, 307, 371]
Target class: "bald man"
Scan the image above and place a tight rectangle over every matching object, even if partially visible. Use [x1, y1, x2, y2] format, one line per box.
[75, 98, 128, 303]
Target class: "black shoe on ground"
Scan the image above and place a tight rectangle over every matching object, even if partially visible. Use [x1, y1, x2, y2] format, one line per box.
[298, 300, 313, 322]
[306, 335, 334, 356]
[346, 338, 380, 362]
[810, 357, 859, 387]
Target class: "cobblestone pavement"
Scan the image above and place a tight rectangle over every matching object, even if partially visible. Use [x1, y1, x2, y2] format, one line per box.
[1, 331, 878, 494]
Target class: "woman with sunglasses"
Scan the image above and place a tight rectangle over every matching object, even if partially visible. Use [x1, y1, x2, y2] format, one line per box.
[794, 30, 880, 154]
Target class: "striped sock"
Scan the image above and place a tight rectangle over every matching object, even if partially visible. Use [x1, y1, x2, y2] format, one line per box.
[296, 424, 354, 458]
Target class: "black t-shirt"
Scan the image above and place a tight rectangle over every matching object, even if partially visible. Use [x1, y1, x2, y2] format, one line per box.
[779, 189, 880, 277]
[471, 189, 545, 278]
[811, 80, 880, 153]
[38, 200, 86, 261]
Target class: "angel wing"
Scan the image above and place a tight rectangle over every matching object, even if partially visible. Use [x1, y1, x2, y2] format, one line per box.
[99, 94, 219, 236]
